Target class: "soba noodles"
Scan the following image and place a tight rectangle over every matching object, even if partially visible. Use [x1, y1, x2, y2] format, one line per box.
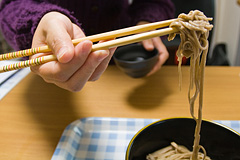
[146, 10, 213, 160]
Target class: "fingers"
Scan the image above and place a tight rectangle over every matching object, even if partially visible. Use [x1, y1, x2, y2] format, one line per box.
[154, 37, 169, 66]
[32, 12, 78, 63]
[137, 21, 155, 51]
[142, 39, 155, 51]
[46, 19, 86, 64]
[88, 47, 117, 81]
[30, 10, 116, 92]
[31, 40, 93, 82]
[145, 37, 169, 76]
[32, 40, 112, 92]
[45, 19, 74, 63]
[136, 21, 169, 76]
[72, 23, 86, 39]
[55, 48, 110, 92]
[30, 11, 117, 91]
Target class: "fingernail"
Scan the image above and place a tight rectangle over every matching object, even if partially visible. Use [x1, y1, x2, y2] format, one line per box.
[95, 50, 109, 62]
[146, 45, 154, 51]
[57, 47, 68, 60]
[144, 41, 154, 51]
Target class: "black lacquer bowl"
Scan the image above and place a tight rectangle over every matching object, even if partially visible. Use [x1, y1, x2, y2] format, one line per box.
[126, 118, 240, 160]
[113, 43, 159, 78]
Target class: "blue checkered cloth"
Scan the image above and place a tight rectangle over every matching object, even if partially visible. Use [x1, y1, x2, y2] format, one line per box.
[51, 117, 240, 160]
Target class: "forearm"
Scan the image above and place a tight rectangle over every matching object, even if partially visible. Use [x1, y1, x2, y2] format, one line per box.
[0, 0, 80, 50]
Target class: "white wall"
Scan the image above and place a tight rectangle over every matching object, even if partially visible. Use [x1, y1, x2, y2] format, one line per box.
[212, 0, 240, 65]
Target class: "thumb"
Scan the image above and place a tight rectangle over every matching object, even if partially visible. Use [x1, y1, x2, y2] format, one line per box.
[46, 26, 74, 63]
[43, 14, 75, 63]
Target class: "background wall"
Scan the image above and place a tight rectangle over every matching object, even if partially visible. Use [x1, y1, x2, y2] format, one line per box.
[212, 0, 240, 65]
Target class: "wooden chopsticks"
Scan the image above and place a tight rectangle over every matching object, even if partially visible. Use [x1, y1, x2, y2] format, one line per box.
[0, 18, 178, 73]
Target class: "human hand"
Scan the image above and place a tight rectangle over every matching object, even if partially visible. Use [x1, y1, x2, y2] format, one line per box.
[137, 21, 169, 76]
[31, 12, 116, 92]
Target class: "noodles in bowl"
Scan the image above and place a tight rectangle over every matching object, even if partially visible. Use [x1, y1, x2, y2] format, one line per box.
[126, 118, 240, 160]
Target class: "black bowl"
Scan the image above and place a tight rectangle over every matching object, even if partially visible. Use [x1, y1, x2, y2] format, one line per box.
[113, 44, 159, 78]
[126, 118, 240, 160]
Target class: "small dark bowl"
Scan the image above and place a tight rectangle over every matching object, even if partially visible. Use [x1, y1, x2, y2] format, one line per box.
[113, 44, 159, 78]
[126, 118, 240, 160]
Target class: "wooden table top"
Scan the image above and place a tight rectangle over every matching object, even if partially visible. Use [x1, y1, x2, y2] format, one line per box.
[1, 65, 240, 159]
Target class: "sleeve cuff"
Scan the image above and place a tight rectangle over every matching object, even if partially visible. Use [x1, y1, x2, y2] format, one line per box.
[14, 2, 81, 50]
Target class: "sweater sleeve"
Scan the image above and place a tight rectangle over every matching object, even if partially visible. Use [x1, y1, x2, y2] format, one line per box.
[0, 0, 81, 51]
[128, 0, 175, 25]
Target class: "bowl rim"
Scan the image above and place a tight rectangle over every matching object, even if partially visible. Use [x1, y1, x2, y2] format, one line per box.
[113, 52, 159, 64]
[125, 117, 240, 160]
[113, 43, 159, 64]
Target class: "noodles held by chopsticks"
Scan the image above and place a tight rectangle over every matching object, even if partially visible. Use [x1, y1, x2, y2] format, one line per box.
[146, 10, 213, 160]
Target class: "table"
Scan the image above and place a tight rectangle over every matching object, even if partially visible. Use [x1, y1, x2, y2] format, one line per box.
[0, 66, 240, 159]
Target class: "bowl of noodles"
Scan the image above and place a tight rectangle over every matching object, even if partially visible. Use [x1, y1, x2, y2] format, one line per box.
[126, 117, 240, 160]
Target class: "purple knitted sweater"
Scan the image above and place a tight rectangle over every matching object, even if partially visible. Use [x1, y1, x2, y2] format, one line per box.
[0, 0, 175, 51]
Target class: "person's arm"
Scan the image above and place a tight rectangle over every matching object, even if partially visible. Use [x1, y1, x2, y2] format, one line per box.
[0, 1, 116, 92]
[129, 0, 175, 75]
[31, 11, 116, 91]
[0, 0, 80, 51]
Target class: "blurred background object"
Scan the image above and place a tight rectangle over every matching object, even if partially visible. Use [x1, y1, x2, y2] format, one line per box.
[212, 0, 240, 66]
[0, 31, 14, 54]
[0, 0, 13, 54]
